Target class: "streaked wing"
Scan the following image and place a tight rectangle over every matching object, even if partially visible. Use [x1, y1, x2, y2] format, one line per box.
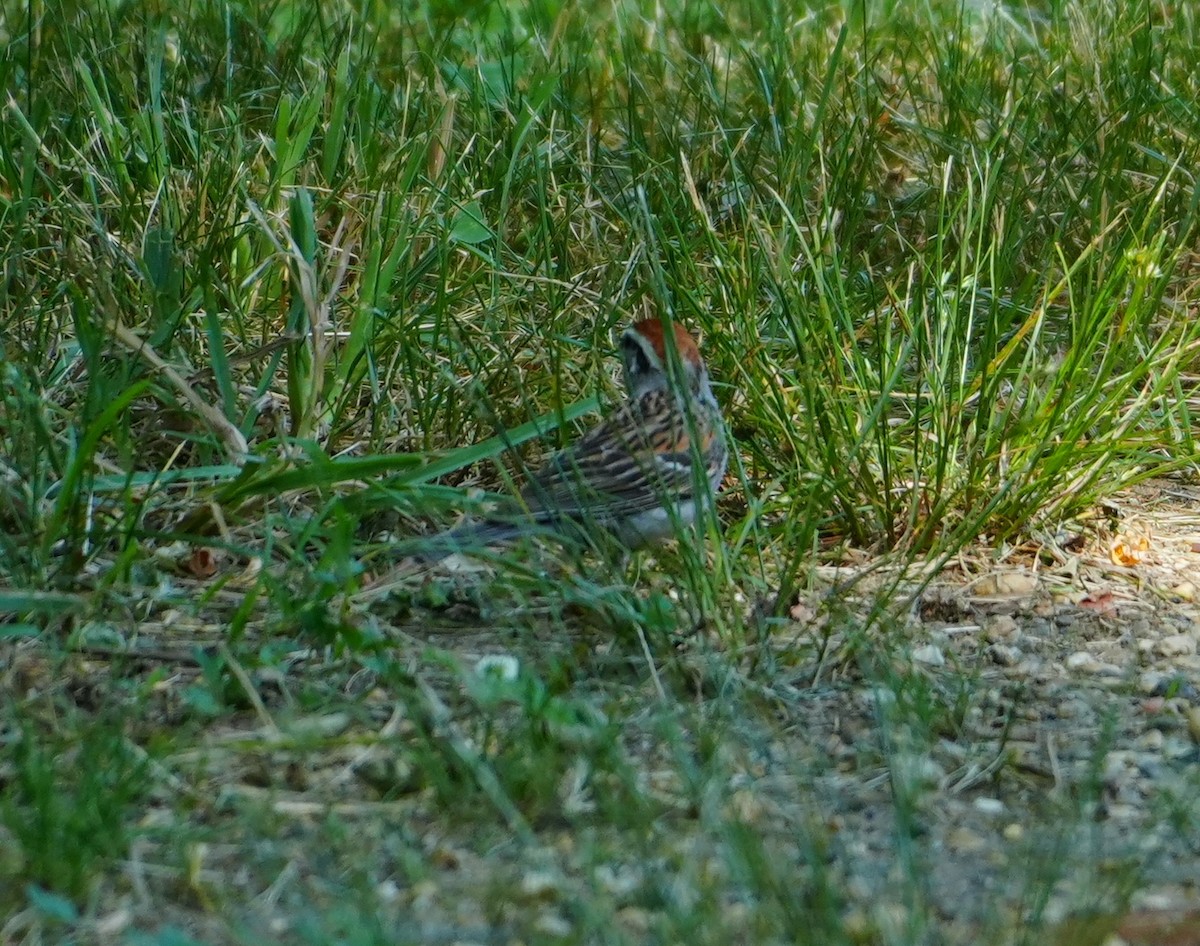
[522, 390, 718, 522]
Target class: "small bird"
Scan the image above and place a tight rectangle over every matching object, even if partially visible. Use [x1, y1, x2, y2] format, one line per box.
[425, 319, 727, 557]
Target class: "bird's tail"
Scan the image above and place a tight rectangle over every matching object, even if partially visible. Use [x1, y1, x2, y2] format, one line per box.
[408, 519, 529, 562]
[407, 514, 600, 562]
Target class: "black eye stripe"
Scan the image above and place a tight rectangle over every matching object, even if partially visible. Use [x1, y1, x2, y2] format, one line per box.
[628, 347, 653, 375]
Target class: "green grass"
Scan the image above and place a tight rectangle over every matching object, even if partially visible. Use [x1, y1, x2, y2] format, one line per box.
[2, 0, 1199, 942]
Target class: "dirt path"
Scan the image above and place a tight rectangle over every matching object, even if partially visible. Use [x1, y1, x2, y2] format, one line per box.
[789, 482, 1200, 940]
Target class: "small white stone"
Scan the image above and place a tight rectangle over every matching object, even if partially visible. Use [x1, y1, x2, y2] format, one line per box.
[867, 688, 898, 711]
[94, 910, 132, 937]
[476, 654, 520, 681]
[534, 912, 573, 937]
[1137, 670, 1165, 694]
[376, 879, 401, 902]
[913, 644, 945, 666]
[972, 797, 1005, 816]
[1065, 651, 1103, 673]
[1156, 634, 1196, 658]
[521, 869, 563, 900]
[1102, 751, 1136, 785]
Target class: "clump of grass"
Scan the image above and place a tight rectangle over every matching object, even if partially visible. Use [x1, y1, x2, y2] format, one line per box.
[0, 710, 152, 909]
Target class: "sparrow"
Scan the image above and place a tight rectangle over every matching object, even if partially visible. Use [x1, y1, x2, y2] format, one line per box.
[424, 319, 727, 557]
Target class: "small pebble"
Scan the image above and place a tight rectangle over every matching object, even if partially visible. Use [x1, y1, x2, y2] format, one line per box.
[1033, 599, 1057, 618]
[913, 644, 945, 667]
[893, 753, 946, 786]
[1025, 617, 1053, 637]
[993, 572, 1038, 596]
[1055, 697, 1093, 720]
[1065, 651, 1103, 673]
[946, 826, 988, 853]
[987, 644, 1022, 667]
[1150, 676, 1199, 700]
[616, 907, 652, 934]
[521, 870, 564, 900]
[1138, 670, 1166, 693]
[985, 615, 1019, 641]
[376, 880, 401, 902]
[534, 912, 573, 937]
[1156, 634, 1196, 658]
[1102, 752, 1137, 786]
[972, 797, 1005, 816]
[1136, 756, 1163, 779]
[94, 910, 132, 937]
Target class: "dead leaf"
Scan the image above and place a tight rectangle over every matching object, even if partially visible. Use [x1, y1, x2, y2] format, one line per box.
[186, 547, 219, 579]
[1078, 591, 1116, 615]
[1110, 527, 1152, 566]
[1060, 531, 1087, 553]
